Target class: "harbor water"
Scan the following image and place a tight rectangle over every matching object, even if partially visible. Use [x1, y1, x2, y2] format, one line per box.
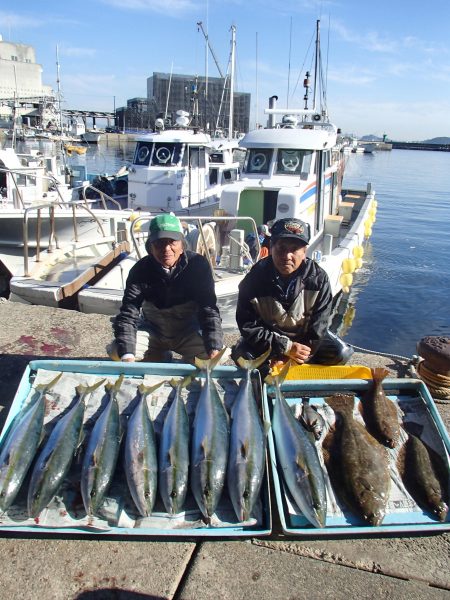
[17, 139, 450, 359]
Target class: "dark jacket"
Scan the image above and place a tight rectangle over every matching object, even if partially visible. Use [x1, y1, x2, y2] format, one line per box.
[236, 256, 332, 359]
[114, 250, 223, 357]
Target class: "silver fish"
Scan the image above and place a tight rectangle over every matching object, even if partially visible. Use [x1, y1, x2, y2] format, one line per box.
[191, 349, 229, 523]
[268, 363, 327, 528]
[125, 381, 162, 517]
[27, 377, 105, 518]
[81, 375, 123, 516]
[0, 372, 63, 514]
[227, 350, 270, 522]
[159, 376, 191, 515]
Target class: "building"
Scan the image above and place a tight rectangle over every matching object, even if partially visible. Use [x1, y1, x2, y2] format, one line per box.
[115, 97, 150, 131]
[0, 35, 57, 128]
[146, 72, 250, 136]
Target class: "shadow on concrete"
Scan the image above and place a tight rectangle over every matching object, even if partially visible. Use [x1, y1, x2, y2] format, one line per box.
[75, 592, 166, 600]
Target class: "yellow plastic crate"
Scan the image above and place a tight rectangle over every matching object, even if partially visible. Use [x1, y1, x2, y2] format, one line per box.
[270, 363, 373, 380]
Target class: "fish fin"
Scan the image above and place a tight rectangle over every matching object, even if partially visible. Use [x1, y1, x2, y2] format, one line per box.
[167, 447, 175, 466]
[326, 393, 355, 418]
[240, 440, 249, 460]
[236, 347, 271, 371]
[138, 380, 165, 396]
[295, 454, 308, 474]
[35, 371, 63, 393]
[371, 367, 390, 382]
[105, 373, 124, 394]
[194, 347, 227, 371]
[75, 378, 106, 399]
[263, 420, 271, 436]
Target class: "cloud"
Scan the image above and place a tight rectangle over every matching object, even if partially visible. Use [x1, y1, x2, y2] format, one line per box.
[98, 0, 198, 13]
[0, 10, 44, 28]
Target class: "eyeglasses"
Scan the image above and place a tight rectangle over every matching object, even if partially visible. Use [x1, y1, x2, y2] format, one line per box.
[152, 238, 181, 249]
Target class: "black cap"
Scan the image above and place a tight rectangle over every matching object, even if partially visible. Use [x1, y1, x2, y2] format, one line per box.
[270, 218, 310, 245]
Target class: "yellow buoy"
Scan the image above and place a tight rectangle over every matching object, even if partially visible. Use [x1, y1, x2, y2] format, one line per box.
[364, 226, 372, 238]
[352, 245, 364, 259]
[355, 257, 363, 269]
[342, 258, 356, 274]
[340, 273, 353, 288]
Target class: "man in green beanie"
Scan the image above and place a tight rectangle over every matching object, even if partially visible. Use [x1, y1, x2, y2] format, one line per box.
[108, 213, 223, 363]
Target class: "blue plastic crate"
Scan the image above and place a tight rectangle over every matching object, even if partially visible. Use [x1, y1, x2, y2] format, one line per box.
[0, 359, 271, 538]
[264, 377, 450, 536]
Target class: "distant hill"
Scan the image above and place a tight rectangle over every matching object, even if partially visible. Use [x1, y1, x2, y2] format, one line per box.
[360, 134, 383, 141]
[422, 137, 450, 144]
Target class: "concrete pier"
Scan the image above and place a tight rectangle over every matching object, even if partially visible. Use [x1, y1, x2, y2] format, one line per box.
[0, 300, 448, 599]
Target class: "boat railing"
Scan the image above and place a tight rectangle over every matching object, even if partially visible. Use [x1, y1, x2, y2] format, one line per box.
[76, 184, 123, 211]
[129, 214, 260, 278]
[0, 166, 68, 209]
[21, 198, 115, 277]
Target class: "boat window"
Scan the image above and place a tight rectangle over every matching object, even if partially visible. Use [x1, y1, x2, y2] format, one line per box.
[210, 152, 224, 164]
[244, 149, 272, 174]
[188, 147, 206, 169]
[221, 169, 238, 183]
[209, 168, 218, 185]
[276, 149, 313, 176]
[151, 143, 183, 166]
[133, 142, 153, 166]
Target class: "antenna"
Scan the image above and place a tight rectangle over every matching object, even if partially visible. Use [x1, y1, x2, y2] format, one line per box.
[287, 16, 292, 109]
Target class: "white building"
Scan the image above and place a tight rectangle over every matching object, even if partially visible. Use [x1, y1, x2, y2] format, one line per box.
[0, 34, 56, 128]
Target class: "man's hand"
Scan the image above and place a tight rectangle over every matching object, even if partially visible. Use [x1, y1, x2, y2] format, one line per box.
[286, 342, 311, 364]
[121, 356, 135, 362]
[209, 349, 221, 359]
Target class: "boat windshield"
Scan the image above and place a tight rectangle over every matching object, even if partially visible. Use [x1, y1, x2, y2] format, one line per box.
[133, 142, 184, 167]
[244, 149, 272, 174]
[276, 149, 313, 176]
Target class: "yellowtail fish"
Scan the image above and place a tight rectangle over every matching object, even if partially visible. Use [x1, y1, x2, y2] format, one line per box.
[267, 362, 327, 528]
[27, 377, 106, 518]
[227, 349, 271, 522]
[159, 376, 191, 515]
[0, 372, 63, 514]
[191, 348, 229, 523]
[81, 375, 124, 516]
[125, 380, 163, 517]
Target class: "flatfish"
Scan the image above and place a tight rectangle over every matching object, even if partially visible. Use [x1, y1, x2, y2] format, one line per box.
[362, 368, 401, 448]
[326, 393, 391, 526]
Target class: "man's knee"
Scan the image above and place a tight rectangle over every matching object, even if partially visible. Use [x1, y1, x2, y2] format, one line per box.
[309, 331, 354, 365]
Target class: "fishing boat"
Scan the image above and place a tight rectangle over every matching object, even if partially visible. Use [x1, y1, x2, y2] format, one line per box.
[218, 20, 376, 298]
[126, 113, 242, 216]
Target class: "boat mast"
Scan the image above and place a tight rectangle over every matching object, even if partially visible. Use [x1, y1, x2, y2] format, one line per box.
[313, 20, 320, 114]
[229, 25, 236, 139]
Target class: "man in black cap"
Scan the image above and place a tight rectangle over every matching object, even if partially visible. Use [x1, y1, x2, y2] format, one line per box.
[232, 217, 353, 369]
[108, 213, 223, 363]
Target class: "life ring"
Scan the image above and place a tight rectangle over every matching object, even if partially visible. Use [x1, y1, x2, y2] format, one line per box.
[155, 146, 171, 164]
[137, 146, 149, 163]
[250, 153, 267, 170]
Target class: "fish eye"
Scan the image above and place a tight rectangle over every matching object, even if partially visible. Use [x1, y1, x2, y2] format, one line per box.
[90, 490, 96, 497]
[170, 491, 177, 498]
[144, 492, 150, 498]
[243, 490, 249, 499]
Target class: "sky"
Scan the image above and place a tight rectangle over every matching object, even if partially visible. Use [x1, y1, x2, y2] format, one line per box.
[1, 0, 449, 141]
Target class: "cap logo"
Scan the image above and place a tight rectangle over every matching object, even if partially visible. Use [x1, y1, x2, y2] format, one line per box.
[284, 221, 305, 235]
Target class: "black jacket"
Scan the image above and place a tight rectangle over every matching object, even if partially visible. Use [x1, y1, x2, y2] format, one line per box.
[114, 250, 223, 357]
[236, 256, 332, 358]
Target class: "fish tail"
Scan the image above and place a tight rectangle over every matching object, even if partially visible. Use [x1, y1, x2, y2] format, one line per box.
[371, 367, 390, 383]
[35, 371, 63, 393]
[326, 393, 355, 418]
[265, 360, 292, 386]
[75, 377, 107, 398]
[194, 347, 227, 371]
[169, 375, 192, 390]
[105, 373, 125, 394]
[138, 380, 165, 396]
[236, 347, 271, 371]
